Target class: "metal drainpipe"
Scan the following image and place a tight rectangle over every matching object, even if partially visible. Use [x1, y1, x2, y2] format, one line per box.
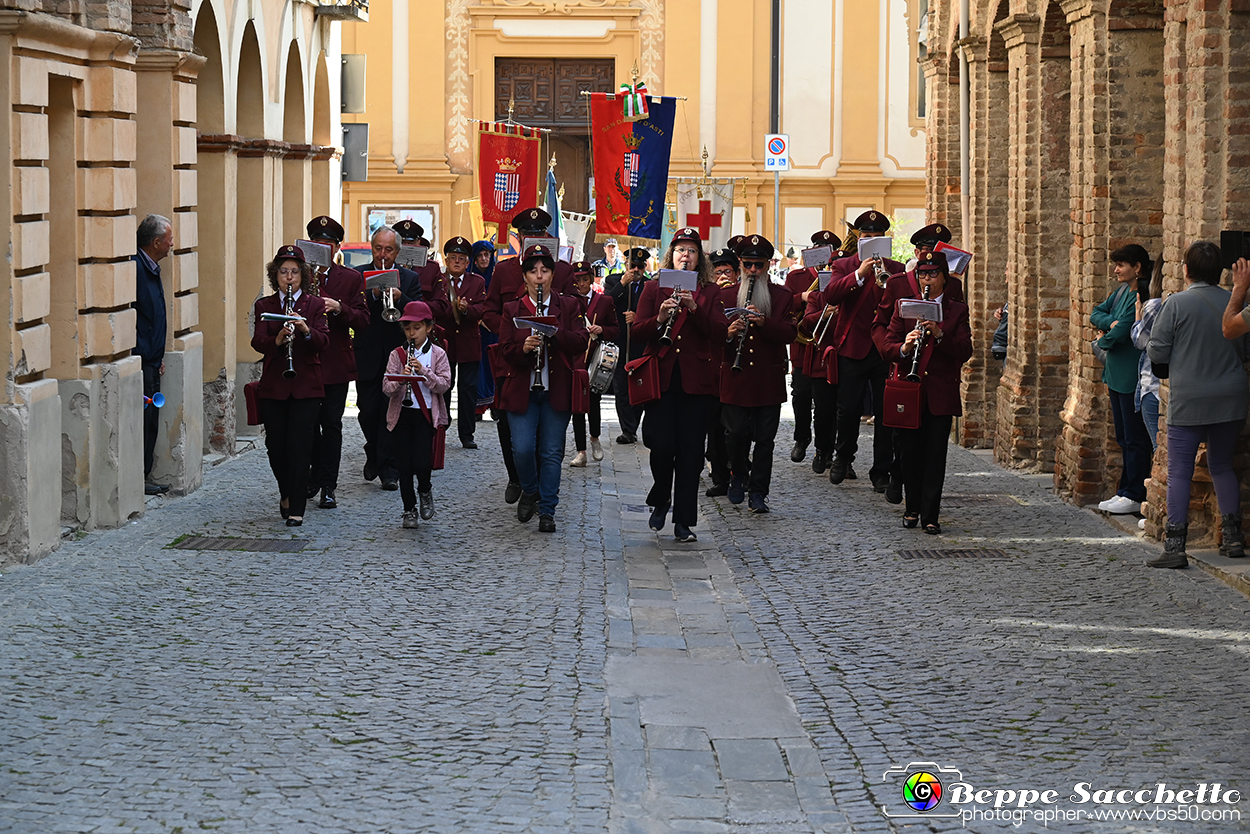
[959, 0, 970, 250]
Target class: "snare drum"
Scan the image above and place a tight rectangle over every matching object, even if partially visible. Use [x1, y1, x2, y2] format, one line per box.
[587, 341, 620, 395]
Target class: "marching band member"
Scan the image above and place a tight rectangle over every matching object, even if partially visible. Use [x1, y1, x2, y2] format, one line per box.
[479, 208, 576, 505]
[470, 240, 498, 411]
[633, 228, 729, 542]
[605, 247, 651, 444]
[251, 245, 330, 527]
[569, 260, 619, 467]
[304, 216, 369, 510]
[435, 235, 487, 450]
[822, 210, 907, 488]
[354, 226, 423, 491]
[393, 219, 450, 323]
[382, 301, 452, 529]
[881, 251, 973, 534]
[800, 273, 842, 478]
[719, 235, 796, 513]
[497, 245, 590, 533]
[703, 246, 740, 496]
[871, 222, 963, 504]
[785, 230, 841, 464]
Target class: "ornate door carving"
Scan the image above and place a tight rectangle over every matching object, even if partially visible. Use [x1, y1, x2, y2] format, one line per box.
[496, 58, 615, 129]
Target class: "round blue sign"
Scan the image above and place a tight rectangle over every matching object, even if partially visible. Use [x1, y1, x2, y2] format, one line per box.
[768, 138, 785, 155]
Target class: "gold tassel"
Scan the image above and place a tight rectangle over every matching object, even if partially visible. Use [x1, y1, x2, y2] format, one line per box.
[741, 179, 751, 224]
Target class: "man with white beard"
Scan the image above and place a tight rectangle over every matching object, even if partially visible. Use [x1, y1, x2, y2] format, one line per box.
[718, 235, 797, 513]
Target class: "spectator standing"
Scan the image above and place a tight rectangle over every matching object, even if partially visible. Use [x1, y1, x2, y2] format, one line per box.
[134, 214, 172, 495]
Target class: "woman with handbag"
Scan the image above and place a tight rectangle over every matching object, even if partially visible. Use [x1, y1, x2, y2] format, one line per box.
[631, 228, 729, 542]
[497, 245, 589, 533]
[882, 251, 973, 534]
[250, 245, 331, 527]
[1091, 244, 1154, 516]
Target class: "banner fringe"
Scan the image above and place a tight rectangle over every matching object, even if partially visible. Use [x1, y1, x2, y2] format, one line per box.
[595, 232, 660, 248]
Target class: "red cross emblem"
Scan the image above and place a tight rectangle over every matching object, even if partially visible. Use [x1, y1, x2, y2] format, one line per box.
[686, 200, 723, 241]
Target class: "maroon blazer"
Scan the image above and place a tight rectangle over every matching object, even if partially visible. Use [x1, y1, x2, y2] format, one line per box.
[497, 293, 589, 413]
[318, 263, 370, 385]
[785, 267, 818, 365]
[580, 290, 621, 350]
[882, 295, 973, 417]
[479, 257, 576, 333]
[820, 253, 906, 360]
[435, 271, 487, 364]
[417, 262, 450, 324]
[719, 281, 796, 407]
[872, 269, 965, 356]
[631, 280, 729, 398]
[251, 292, 331, 399]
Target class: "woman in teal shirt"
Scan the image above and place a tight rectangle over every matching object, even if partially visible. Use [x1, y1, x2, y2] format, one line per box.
[1091, 244, 1154, 515]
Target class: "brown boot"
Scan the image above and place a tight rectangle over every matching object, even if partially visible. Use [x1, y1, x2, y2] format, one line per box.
[1146, 523, 1188, 569]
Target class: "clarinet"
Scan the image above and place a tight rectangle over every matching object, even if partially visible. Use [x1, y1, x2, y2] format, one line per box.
[401, 338, 417, 407]
[659, 289, 679, 345]
[282, 292, 297, 379]
[906, 285, 932, 383]
[731, 274, 757, 373]
[531, 284, 547, 392]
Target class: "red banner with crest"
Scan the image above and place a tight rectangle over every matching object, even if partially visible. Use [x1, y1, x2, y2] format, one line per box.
[477, 122, 542, 227]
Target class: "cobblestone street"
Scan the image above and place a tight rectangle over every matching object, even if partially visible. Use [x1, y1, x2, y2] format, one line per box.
[3, 401, 1249, 834]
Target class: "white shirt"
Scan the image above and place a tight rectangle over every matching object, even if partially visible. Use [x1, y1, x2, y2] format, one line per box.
[404, 339, 434, 409]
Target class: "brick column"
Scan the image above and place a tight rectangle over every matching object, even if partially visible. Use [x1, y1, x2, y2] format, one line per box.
[921, 51, 962, 238]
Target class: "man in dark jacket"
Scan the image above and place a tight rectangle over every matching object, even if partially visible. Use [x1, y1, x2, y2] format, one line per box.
[134, 214, 172, 495]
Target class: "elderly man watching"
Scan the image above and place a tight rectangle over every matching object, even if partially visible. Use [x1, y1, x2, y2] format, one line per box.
[134, 214, 172, 495]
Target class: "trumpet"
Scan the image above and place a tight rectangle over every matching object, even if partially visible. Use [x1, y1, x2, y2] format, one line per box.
[871, 256, 889, 289]
[906, 285, 932, 383]
[381, 286, 401, 322]
[282, 292, 297, 379]
[794, 272, 826, 345]
[531, 284, 547, 392]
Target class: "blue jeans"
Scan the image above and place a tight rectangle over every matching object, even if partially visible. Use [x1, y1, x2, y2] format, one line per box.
[509, 390, 571, 516]
[1139, 392, 1160, 451]
[1108, 388, 1151, 502]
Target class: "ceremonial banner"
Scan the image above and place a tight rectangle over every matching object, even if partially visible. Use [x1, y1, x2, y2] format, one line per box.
[477, 122, 542, 227]
[590, 94, 677, 246]
[561, 211, 594, 261]
[675, 179, 735, 251]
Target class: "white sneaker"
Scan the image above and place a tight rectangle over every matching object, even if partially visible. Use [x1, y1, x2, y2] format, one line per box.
[1138, 517, 1147, 530]
[1101, 495, 1142, 514]
[1097, 496, 1118, 512]
[569, 451, 587, 468]
[590, 438, 604, 461]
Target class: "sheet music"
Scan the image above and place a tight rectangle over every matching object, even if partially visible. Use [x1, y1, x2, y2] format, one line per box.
[295, 239, 333, 268]
[363, 270, 400, 291]
[818, 270, 833, 291]
[397, 245, 428, 269]
[657, 269, 699, 292]
[857, 236, 893, 263]
[898, 299, 944, 322]
[802, 245, 833, 269]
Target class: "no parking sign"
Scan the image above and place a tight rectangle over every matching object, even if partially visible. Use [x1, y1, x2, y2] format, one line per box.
[765, 134, 790, 171]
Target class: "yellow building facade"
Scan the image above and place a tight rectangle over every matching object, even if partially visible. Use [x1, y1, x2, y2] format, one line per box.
[341, 0, 928, 253]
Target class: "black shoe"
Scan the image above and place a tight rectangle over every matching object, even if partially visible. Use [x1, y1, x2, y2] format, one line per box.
[846, 465, 858, 480]
[902, 514, 919, 529]
[504, 481, 523, 504]
[363, 461, 378, 482]
[828, 459, 848, 484]
[517, 492, 538, 523]
[727, 477, 746, 505]
[144, 481, 170, 496]
[538, 514, 556, 533]
[307, 483, 322, 499]
[871, 476, 890, 494]
[705, 482, 729, 497]
[419, 490, 434, 520]
[318, 490, 337, 509]
[811, 452, 828, 475]
[280, 499, 290, 519]
[286, 517, 303, 527]
[616, 433, 636, 444]
[790, 441, 807, 463]
[885, 481, 903, 505]
[381, 478, 399, 491]
[649, 505, 668, 531]
[923, 523, 942, 535]
[748, 493, 769, 514]
[673, 523, 698, 542]
[462, 440, 478, 450]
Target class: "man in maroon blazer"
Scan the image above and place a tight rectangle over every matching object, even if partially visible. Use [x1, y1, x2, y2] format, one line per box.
[435, 235, 488, 449]
[304, 216, 370, 509]
[784, 229, 842, 464]
[820, 210, 907, 489]
[703, 246, 740, 495]
[719, 236, 796, 513]
[393, 219, 449, 324]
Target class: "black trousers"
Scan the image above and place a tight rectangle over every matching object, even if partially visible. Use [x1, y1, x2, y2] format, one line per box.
[790, 368, 813, 447]
[642, 385, 715, 528]
[705, 401, 730, 487]
[612, 362, 641, 438]
[835, 350, 890, 481]
[494, 408, 520, 483]
[900, 411, 953, 526]
[572, 394, 602, 451]
[444, 360, 481, 444]
[811, 376, 839, 457]
[260, 396, 322, 518]
[142, 361, 160, 477]
[357, 376, 398, 481]
[392, 406, 434, 511]
[309, 381, 349, 492]
[722, 403, 782, 496]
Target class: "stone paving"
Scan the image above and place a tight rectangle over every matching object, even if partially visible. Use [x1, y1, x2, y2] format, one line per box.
[2, 399, 1249, 833]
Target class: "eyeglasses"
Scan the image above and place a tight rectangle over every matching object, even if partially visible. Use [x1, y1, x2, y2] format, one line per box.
[278, 268, 302, 276]
[674, 246, 700, 256]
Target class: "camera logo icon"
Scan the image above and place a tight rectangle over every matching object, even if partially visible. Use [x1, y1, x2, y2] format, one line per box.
[882, 762, 964, 819]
